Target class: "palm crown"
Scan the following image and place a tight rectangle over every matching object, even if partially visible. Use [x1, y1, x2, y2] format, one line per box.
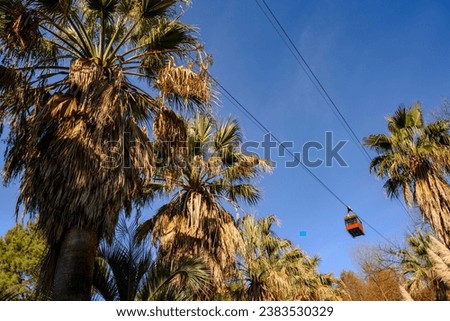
[136, 115, 272, 295]
[364, 103, 450, 247]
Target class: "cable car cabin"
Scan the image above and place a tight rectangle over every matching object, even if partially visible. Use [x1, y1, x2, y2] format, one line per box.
[344, 213, 365, 238]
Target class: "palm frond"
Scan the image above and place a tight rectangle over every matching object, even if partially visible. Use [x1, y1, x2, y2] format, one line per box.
[1, 0, 211, 301]
[86, 0, 120, 22]
[365, 103, 450, 248]
[363, 134, 393, 153]
[143, 258, 210, 301]
[35, 0, 72, 17]
[155, 57, 212, 108]
[139, 0, 182, 19]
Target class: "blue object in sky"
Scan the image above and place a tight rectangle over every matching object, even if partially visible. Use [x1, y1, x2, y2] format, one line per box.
[299, 231, 307, 237]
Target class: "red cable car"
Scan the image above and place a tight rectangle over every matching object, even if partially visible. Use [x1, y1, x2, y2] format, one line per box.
[344, 207, 364, 238]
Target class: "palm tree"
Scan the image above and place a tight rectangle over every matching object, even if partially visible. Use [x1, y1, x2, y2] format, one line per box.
[0, 0, 211, 300]
[232, 214, 343, 301]
[399, 232, 449, 300]
[136, 116, 272, 296]
[364, 103, 450, 248]
[93, 217, 210, 301]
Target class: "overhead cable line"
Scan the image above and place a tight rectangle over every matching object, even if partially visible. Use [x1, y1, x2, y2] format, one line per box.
[211, 74, 396, 247]
[211, 74, 347, 208]
[255, 0, 371, 161]
[255, 0, 412, 220]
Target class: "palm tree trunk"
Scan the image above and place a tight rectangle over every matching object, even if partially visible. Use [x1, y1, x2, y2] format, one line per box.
[53, 227, 99, 300]
[415, 173, 450, 249]
[435, 280, 448, 301]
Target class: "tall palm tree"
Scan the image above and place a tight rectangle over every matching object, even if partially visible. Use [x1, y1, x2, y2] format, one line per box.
[136, 116, 272, 296]
[0, 0, 211, 300]
[232, 214, 343, 301]
[93, 217, 210, 301]
[364, 104, 450, 248]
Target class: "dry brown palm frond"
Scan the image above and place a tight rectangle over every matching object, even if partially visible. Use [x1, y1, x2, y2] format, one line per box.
[69, 58, 104, 92]
[150, 198, 243, 288]
[152, 104, 188, 161]
[153, 105, 187, 144]
[155, 58, 212, 105]
[19, 67, 155, 249]
[3, 5, 40, 52]
[403, 181, 413, 208]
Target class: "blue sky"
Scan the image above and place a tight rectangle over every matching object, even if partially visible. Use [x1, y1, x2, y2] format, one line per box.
[1, 0, 450, 276]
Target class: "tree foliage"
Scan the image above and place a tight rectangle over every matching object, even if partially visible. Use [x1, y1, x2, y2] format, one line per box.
[340, 269, 403, 301]
[93, 217, 210, 301]
[0, 221, 46, 300]
[396, 231, 450, 300]
[364, 103, 450, 247]
[0, 0, 212, 300]
[136, 116, 272, 295]
[340, 245, 404, 301]
[230, 214, 344, 301]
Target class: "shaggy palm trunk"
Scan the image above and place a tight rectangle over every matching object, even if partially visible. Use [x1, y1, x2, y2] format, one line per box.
[53, 227, 99, 300]
[435, 280, 448, 301]
[415, 173, 450, 249]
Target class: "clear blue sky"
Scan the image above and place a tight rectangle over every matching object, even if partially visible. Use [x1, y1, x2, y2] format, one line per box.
[1, 0, 450, 276]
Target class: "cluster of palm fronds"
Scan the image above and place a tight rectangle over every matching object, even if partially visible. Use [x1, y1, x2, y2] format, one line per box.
[136, 115, 273, 296]
[364, 103, 450, 301]
[364, 103, 450, 248]
[0, 0, 216, 300]
[93, 217, 210, 301]
[229, 215, 344, 301]
[155, 57, 214, 106]
[0, 0, 343, 301]
[393, 231, 450, 301]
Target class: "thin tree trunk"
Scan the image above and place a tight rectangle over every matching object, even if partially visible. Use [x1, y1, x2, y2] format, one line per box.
[53, 227, 99, 300]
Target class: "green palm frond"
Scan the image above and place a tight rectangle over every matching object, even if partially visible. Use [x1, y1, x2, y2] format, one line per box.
[86, 0, 120, 21]
[1, 0, 214, 301]
[35, 0, 72, 17]
[138, 116, 271, 294]
[143, 257, 210, 301]
[225, 184, 261, 205]
[214, 117, 242, 150]
[140, 0, 180, 18]
[93, 216, 210, 301]
[363, 134, 393, 153]
[234, 214, 342, 301]
[421, 120, 450, 147]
